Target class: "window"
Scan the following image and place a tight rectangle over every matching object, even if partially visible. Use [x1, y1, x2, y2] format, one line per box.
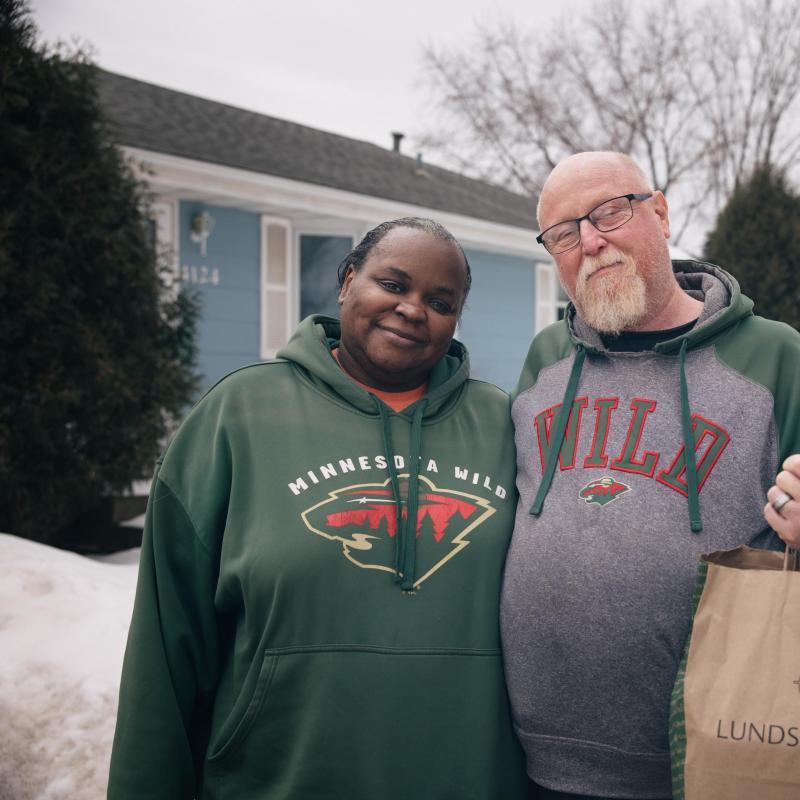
[536, 262, 556, 332]
[536, 262, 569, 331]
[299, 234, 353, 320]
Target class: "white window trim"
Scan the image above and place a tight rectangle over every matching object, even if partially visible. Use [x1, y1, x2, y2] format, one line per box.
[151, 200, 178, 290]
[535, 261, 562, 333]
[260, 216, 293, 359]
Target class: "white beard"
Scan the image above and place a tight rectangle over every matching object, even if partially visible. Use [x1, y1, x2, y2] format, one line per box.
[573, 248, 647, 335]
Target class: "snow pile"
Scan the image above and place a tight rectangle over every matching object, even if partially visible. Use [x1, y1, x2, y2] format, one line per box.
[0, 534, 139, 800]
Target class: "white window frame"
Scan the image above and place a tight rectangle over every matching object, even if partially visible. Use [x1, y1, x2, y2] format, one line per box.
[151, 200, 178, 291]
[260, 216, 293, 359]
[536, 261, 565, 333]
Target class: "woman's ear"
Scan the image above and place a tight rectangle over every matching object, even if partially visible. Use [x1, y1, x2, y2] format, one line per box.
[338, 265, 355, 304]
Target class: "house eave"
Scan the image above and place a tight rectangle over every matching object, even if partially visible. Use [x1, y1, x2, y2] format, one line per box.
[122, 146, 547, 260]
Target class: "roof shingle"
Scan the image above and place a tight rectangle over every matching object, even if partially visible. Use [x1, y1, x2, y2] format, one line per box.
[97, 70, 536, 230]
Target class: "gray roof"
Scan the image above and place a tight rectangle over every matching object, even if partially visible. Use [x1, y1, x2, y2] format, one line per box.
[96, 70, 536, 230]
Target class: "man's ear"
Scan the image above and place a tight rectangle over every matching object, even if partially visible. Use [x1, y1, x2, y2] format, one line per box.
[652, 191, 671, 240]
[338, 265, 355, 304]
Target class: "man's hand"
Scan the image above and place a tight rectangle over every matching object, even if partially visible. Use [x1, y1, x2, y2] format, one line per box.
[764, 454, 800, 548]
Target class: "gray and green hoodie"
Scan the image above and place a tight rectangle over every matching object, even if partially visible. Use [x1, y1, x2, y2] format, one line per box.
[108, 316, 528, 800]
[501, 262, 800, 798]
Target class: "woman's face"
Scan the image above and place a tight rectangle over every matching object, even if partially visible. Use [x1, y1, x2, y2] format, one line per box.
[337, 227, 467, 391]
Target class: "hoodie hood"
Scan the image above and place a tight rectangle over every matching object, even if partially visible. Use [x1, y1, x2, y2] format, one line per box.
[277, 315, 469, 420]
[566, 260, 754, 355]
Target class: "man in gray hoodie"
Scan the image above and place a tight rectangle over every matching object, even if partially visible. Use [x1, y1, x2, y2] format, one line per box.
[501, 151, 800, 800]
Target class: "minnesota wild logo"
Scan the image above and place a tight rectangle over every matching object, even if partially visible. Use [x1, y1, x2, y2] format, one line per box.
[579, 476, 631, 506]
[301, 474, 495, 588]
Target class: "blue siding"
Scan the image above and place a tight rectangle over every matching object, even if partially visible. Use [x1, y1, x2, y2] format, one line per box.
[179, 202, 261, 393]
[458, 249, 538, 392]
[175, 207, 539, 397]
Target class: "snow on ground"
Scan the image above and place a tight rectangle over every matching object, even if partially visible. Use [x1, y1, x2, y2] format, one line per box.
[0, 534, 139, 800]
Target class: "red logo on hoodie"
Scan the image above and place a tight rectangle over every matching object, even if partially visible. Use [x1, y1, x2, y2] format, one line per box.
[579, 476, 631, 506]
[301, 475, 495, 588]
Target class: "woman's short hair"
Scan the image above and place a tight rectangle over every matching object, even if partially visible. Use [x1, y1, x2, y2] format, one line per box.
[336, 217, 472, 307]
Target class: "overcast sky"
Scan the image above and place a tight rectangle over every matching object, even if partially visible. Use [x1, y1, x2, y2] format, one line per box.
[29, 0, 590, 158]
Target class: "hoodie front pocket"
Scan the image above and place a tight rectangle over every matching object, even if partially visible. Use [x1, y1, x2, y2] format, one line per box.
[203, 645, 527, 800]
[207, 650, 279, 764]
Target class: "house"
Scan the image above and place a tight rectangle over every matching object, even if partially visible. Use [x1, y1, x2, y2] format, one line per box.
[98, 70, 563, 393]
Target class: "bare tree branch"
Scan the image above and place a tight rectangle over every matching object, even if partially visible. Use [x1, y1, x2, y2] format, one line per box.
[415, 0, 800, 248]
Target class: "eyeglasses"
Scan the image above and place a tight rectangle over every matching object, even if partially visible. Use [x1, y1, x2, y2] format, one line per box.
[536, 193, 653, 255]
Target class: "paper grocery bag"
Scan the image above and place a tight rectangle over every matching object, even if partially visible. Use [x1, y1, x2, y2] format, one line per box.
[670, 546, 800, 800]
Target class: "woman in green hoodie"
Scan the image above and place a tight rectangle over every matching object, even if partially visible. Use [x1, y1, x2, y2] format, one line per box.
[108, 217, 529, 800]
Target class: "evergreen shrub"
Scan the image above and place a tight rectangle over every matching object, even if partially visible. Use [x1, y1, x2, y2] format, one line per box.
[0, 0, 199, 544]
[704, 164, 800, 331]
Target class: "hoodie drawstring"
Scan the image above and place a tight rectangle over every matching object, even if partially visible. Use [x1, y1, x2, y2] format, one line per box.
[402, 400, 427, 590]
[529, 345, 586, 516]
[373, 396, 428, 590]
[375, 399, 404, 580]
[679, 340, 703, 533]
[529, 341, 703, 534]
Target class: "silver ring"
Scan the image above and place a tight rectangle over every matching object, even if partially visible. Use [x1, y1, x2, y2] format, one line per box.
[772, 491, 793, 513]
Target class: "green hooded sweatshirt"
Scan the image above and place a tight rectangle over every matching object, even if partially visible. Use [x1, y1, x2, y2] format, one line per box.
[501, 262, 800, 798]
[108, 316, 528, 800]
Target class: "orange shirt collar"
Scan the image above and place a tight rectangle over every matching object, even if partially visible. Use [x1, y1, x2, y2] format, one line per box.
[331, 348, 427, 412]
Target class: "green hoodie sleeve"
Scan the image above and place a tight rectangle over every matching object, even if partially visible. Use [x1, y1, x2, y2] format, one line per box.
[513, 320, 573, 400]
[714, 316, 800, 460]
[108, 473, 222, 799]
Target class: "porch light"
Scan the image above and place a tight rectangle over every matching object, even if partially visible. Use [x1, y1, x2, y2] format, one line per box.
[190, 211, 215, 257]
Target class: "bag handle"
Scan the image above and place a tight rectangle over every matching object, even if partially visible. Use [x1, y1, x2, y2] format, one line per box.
[783, 547, 799, 572]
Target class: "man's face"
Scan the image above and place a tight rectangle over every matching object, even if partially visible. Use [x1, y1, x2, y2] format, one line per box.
[538, 155, 673, 334]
